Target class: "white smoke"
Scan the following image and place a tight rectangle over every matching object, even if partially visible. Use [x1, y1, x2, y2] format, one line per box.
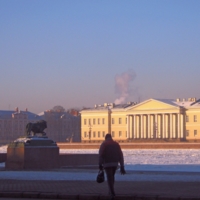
[114, 69, 136, 105]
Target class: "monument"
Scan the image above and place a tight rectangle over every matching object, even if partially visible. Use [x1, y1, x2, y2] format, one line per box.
[6, 120, 59, 170]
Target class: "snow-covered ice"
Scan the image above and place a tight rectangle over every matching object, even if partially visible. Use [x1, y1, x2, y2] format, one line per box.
[60, 148, 200, 172]
[1, 145, 200, 181]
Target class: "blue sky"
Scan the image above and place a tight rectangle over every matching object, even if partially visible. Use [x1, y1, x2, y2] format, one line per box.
[0, 0, 200, 113]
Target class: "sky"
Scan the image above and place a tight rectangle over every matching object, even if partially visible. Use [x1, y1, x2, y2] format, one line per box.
[1, 0, 200, 114]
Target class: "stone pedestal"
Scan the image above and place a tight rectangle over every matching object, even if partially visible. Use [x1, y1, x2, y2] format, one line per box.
[6, 137, 59, 170]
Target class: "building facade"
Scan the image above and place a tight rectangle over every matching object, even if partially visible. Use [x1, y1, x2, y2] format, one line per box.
[39, 110, 81, 142]
[0, 108, 81, 144]
[0, 108, 42, 144]
[80, 98, 200, 142]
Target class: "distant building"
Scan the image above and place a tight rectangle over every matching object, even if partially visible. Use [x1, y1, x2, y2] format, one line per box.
[0, 108, 42, 144]
[0, 107, 81, 144]
[39, 110, 81, 142]
[80, 98, 200, 142]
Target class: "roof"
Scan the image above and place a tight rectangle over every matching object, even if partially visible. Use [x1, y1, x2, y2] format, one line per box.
[0, 110, 42, 120]
[38, 111, 77, 119]
[154, 98, 200, 108]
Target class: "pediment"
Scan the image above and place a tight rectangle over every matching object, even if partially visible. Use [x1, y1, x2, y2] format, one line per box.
[126, 99, 179, 111]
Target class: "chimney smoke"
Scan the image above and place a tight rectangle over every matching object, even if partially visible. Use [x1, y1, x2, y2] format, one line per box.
[114, 69, 136, 104]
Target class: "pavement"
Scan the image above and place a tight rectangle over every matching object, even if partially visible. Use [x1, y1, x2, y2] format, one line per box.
[0, 168, 200, 200]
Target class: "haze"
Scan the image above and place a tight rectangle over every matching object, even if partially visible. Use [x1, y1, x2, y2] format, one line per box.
[1, 0, 200, 114]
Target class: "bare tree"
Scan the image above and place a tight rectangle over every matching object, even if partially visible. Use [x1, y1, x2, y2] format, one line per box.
[51, 105, 65, 112]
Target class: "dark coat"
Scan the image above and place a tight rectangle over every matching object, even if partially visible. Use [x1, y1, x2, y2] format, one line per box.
[99, 138, 124, 168]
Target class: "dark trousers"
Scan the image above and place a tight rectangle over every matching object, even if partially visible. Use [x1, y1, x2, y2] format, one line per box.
[105, 166, 117, 196]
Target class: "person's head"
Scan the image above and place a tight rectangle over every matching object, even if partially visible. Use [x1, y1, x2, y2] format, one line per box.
[105, 133, 112, 140]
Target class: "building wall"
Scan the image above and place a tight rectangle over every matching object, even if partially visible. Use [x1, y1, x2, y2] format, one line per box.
[110, 110, 127, 140]
[0, 110, 41, 144]
[40, 111, 81, 142]
[185, 108, 200, 139]
[81, 110, 110, 142]
[80, 99, 200, 142]
[0, 109, 81, 144]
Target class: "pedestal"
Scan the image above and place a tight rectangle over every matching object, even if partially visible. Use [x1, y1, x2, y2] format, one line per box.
[6, 137, 59, 170]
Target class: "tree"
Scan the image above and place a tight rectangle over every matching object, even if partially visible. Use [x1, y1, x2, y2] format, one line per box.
[51, 105, 65, 112]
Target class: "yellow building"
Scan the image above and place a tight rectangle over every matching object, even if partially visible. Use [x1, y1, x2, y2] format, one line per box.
[80, 98, 200, 142]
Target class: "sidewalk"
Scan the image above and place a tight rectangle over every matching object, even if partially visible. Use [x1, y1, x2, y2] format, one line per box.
[1, 179, 200, 199]
[0, 169, 200, 199]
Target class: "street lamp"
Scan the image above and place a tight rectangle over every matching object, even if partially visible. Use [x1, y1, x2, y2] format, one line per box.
[88, 123, 92, 142]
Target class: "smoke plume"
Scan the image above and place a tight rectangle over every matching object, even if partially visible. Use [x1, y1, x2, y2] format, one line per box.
[114, 69, 136, 104]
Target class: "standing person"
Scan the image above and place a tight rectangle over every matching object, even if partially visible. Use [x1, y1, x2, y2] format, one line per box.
[99, 133, 126, 199]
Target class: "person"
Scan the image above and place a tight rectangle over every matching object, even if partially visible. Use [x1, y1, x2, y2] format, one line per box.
[99, 133, 126, 199]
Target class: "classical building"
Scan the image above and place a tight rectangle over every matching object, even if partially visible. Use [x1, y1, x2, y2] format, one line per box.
[0, 108, 81, 144]
[0, 108, 42, 144]
[80, 98, 200, 142]
[39, 110, 81, 142]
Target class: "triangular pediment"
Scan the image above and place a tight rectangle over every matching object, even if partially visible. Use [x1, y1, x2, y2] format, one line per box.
[126, 99, 179, 111]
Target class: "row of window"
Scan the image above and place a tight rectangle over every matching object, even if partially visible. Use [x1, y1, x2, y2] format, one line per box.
[186, 130, 198, 136]
[84, 118, 125, 125]
[83, 131, 123, 138]
[84, 115, 198, 126]
[111, 118, 123, 124]
[186, 115, 198, 122]
[84, 118, 105, 125]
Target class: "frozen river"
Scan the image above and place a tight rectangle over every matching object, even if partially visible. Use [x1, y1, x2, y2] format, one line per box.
[1, 145, 200, 181]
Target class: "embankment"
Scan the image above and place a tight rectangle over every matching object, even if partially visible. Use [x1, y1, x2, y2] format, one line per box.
[57, 142, 200, 149]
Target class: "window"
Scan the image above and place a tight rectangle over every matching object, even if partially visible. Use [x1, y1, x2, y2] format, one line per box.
[84, 119, 87, 125]
[88, 119, 91, 125]
[186, 130, 189, 137]
[119, 131, 122, 137]
[102, 118, 105, 124]
[112, 118, 115, 124]
[93, 119, 96, 125]
[93, 131, 96, 138]
[194, 115, 197, 122]
[98, 118, 100, 124]
[186, 116, 189, 122]
[126, 118, 127, 124]
[194, 130, 197, 136]
[112, 131, 115, 137]
[102, 131, 105, 137]
[84, 132, 87, 137]
[119, 118, 122, 124]
[98, 131, 100, 137]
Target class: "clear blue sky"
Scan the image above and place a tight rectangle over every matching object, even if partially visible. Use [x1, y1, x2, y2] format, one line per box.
[0, 0, 200, 113]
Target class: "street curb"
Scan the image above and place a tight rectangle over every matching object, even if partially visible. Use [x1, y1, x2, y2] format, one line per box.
[0, 192, 200, 200]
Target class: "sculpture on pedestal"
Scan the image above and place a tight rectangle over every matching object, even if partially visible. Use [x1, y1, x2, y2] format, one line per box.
[25, 120, 47, 137]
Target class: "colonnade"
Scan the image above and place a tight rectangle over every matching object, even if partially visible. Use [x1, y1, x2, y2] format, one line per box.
[126, 113, 184, 139]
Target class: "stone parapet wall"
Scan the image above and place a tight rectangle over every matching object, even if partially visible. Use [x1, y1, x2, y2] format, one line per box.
[59, 154, 98, 167]
[0, 153, 98, 168]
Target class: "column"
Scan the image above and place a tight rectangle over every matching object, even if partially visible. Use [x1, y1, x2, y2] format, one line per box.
[170, 114, 173, 139]
[141, 115, 143, 139]
[130, 115, 133, 139]
[165, 114, 168, 138]
[151, 115, 154, 138]
[180, 114, 184, 138]
[155, 114, 158, 139]
[134, 115, 137, 138]
[132, 115, 134, 139]
[148, 114, 151, 139]
[177, 114, 180, 138]
[144, 115, 147, 139]
[126, 115, 130, 139]
[173, 114, 176, 138]
[162, 114, 165, 138]
[137, 115, 140, 138]
[158, 114, 161, 138]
